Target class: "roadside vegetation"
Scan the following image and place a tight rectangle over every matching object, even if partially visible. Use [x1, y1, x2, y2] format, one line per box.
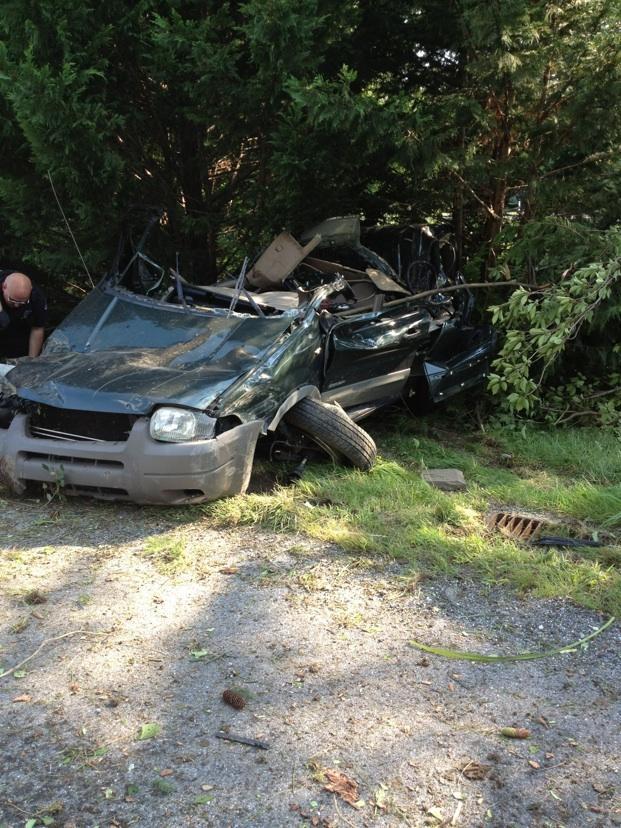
[205, 414, 621, 616]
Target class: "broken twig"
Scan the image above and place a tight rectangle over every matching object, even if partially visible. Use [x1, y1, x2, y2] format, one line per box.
[0, 629, 96, 679]
[215, 731, 270, 750]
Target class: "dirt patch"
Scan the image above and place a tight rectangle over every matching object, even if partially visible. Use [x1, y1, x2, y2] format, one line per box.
[0, 493, 619, 827]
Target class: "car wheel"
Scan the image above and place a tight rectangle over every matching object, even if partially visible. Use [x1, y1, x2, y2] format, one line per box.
[284, 398, 377, 471]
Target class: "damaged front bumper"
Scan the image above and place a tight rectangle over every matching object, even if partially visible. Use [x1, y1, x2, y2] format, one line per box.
[0, 414, 262, 505]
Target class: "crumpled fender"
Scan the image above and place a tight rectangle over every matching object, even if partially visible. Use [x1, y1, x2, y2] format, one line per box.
[266, 385, 321, 432]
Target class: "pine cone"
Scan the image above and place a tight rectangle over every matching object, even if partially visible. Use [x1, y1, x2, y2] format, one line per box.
[222, 689, 246, 710]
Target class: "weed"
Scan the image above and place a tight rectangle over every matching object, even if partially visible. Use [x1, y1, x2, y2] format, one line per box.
[152, 778, 174, 796]
[142, 535, 187, 573]
[10, 615, 30, 633]
[61, 744, 108, 768]
[294, 567, 329, 592]
[306, 759, 327, 784]
[41, 462, 66, 503]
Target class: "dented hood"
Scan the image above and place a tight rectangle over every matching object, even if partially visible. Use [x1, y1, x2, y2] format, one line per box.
[8, 291, 292, 414]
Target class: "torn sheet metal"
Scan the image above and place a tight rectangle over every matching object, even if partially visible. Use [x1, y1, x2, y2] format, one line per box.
[246, 232, 321, 289]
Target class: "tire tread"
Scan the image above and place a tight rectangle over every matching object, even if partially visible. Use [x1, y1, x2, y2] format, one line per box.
[285, 397, 376, 470]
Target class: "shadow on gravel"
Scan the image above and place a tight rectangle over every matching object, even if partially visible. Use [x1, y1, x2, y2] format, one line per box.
[0, 496, 620, 827]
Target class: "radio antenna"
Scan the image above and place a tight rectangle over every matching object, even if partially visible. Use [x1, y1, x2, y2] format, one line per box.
[47, 170, 95, 288]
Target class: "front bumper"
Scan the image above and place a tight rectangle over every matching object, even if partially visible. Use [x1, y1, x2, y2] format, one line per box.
[0, 414, 262, 505]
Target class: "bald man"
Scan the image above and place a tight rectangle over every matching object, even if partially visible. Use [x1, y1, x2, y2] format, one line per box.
[0, 270, 48, 358]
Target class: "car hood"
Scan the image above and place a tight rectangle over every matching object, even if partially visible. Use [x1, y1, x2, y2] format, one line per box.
[8, 305, 293, 414]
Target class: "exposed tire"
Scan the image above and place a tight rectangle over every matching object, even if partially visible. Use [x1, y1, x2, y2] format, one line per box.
[284, 397, 377, 471]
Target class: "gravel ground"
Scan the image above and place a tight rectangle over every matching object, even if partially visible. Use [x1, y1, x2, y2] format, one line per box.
[0, 494, 619, 828]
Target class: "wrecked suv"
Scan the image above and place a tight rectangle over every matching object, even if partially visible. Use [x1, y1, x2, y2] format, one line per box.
[0, 217, 495, 504]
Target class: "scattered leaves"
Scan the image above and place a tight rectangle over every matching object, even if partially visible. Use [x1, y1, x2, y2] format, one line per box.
[528, 760, 541, 769]
[190, 650, 211, 660]
[137, 722, 161, 740]
[321, 767, 362, 808]
[373, 784, 389, 812]
[461, 761, 491, 780]
[159, 768, 174, 777]
[152, 778, 174, 796]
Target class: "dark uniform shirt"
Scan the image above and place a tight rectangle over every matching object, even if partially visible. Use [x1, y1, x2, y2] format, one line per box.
[0, 270, 48, 358]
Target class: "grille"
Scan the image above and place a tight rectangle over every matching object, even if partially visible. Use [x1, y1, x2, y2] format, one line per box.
[487, 511, 543, 541]
[28, 404, 135, 443]
[21, 451, 123, 469]
[64, 485, 130, 500]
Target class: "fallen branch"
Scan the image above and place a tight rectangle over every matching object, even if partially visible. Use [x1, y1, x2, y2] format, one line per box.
[410, 616, 615, 662]
[0, 629, 95, 679]
[450, 171, 502, 220]
[407, 280, 525, 303]
[0, 798, 31, 817]
[333, 794, 357, 828]
[215, 731, 270, 750]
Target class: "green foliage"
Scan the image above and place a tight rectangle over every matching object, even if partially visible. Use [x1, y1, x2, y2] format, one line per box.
[0, 0, 412, 279]
[488, 425, 621, 483]
[488, 222, 621, 425]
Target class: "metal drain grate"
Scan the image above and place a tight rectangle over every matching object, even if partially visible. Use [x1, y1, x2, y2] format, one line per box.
[488, 511, 544, 541]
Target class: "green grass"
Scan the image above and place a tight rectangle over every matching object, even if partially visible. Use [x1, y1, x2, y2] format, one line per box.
[141, 534, 188, 573]
[203, 415, 621, 615]
[488, 425, 621, 483]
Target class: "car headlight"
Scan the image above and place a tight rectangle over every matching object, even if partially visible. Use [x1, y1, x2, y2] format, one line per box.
[150, 407, 216, 443]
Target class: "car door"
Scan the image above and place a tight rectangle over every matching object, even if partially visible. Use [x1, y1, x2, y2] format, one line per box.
[321, 298, 432, 409]
[423, 321, 497, 402]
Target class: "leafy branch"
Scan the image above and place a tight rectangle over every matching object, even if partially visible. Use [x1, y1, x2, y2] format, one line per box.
[488, 252, 621, 422]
